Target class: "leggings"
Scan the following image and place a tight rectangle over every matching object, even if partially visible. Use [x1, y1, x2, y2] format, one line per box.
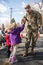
[10, 45, 18, 59]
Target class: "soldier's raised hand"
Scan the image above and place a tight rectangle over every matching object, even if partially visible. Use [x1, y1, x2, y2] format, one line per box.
[21, 17, 26, 24]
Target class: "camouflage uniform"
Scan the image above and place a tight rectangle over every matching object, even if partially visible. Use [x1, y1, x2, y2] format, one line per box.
[24, 10, 42, 54]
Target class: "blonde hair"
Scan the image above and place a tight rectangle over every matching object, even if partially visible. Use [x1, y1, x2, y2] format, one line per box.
[7, 22, 16, 31]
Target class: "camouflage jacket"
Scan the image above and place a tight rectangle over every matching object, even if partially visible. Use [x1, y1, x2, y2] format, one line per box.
[24, 10, 42, 30]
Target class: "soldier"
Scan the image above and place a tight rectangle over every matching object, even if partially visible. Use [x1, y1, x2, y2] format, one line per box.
[23, 4, 42, 56]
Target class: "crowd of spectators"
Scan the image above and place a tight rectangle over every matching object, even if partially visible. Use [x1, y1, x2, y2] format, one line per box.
[0, 24, 6, 47]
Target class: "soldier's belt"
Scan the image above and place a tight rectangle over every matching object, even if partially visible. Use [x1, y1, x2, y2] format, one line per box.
[32, 28, 38, 32]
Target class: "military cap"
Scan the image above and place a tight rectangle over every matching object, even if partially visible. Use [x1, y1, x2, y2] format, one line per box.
[25, 4, 30, 9]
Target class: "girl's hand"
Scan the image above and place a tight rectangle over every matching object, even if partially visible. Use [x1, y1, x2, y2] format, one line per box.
[7, 29, 11, 33]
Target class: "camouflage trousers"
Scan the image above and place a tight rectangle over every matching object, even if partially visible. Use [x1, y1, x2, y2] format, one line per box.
[25, 29, 38, 52]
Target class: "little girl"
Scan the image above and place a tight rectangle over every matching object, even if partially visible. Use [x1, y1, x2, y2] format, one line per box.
[7, 18, 26, 63]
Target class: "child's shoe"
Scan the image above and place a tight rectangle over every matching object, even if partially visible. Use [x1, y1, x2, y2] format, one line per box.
[9, 56, 18, 64]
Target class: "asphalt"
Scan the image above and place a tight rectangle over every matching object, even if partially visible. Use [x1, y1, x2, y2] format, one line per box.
[0, 36, 43, 65]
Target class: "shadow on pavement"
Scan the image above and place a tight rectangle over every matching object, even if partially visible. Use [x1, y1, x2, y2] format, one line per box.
[17, 52, 43, 62]
[0, 47, 43, 65]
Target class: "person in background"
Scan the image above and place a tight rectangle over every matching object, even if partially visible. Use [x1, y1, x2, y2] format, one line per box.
[1, 24, 6, 36]
[0, 27, 2, 46]
[1, 24, 6, 46]
[5, 33, 11, 58]
[0, 26, 6, 47]
[5, 18, 15, 58]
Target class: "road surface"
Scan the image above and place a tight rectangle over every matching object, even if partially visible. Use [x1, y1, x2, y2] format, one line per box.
[0, 34, 43, 65]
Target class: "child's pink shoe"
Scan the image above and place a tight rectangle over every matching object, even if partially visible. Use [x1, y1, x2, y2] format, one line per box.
[9, 56, 18, 64]
[10, 59, 18, 64]
[9, 57, 12, 62]
[13, 56, 18, 63]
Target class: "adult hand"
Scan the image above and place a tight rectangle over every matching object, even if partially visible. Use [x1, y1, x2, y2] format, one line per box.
[21, 18, 26, 24]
